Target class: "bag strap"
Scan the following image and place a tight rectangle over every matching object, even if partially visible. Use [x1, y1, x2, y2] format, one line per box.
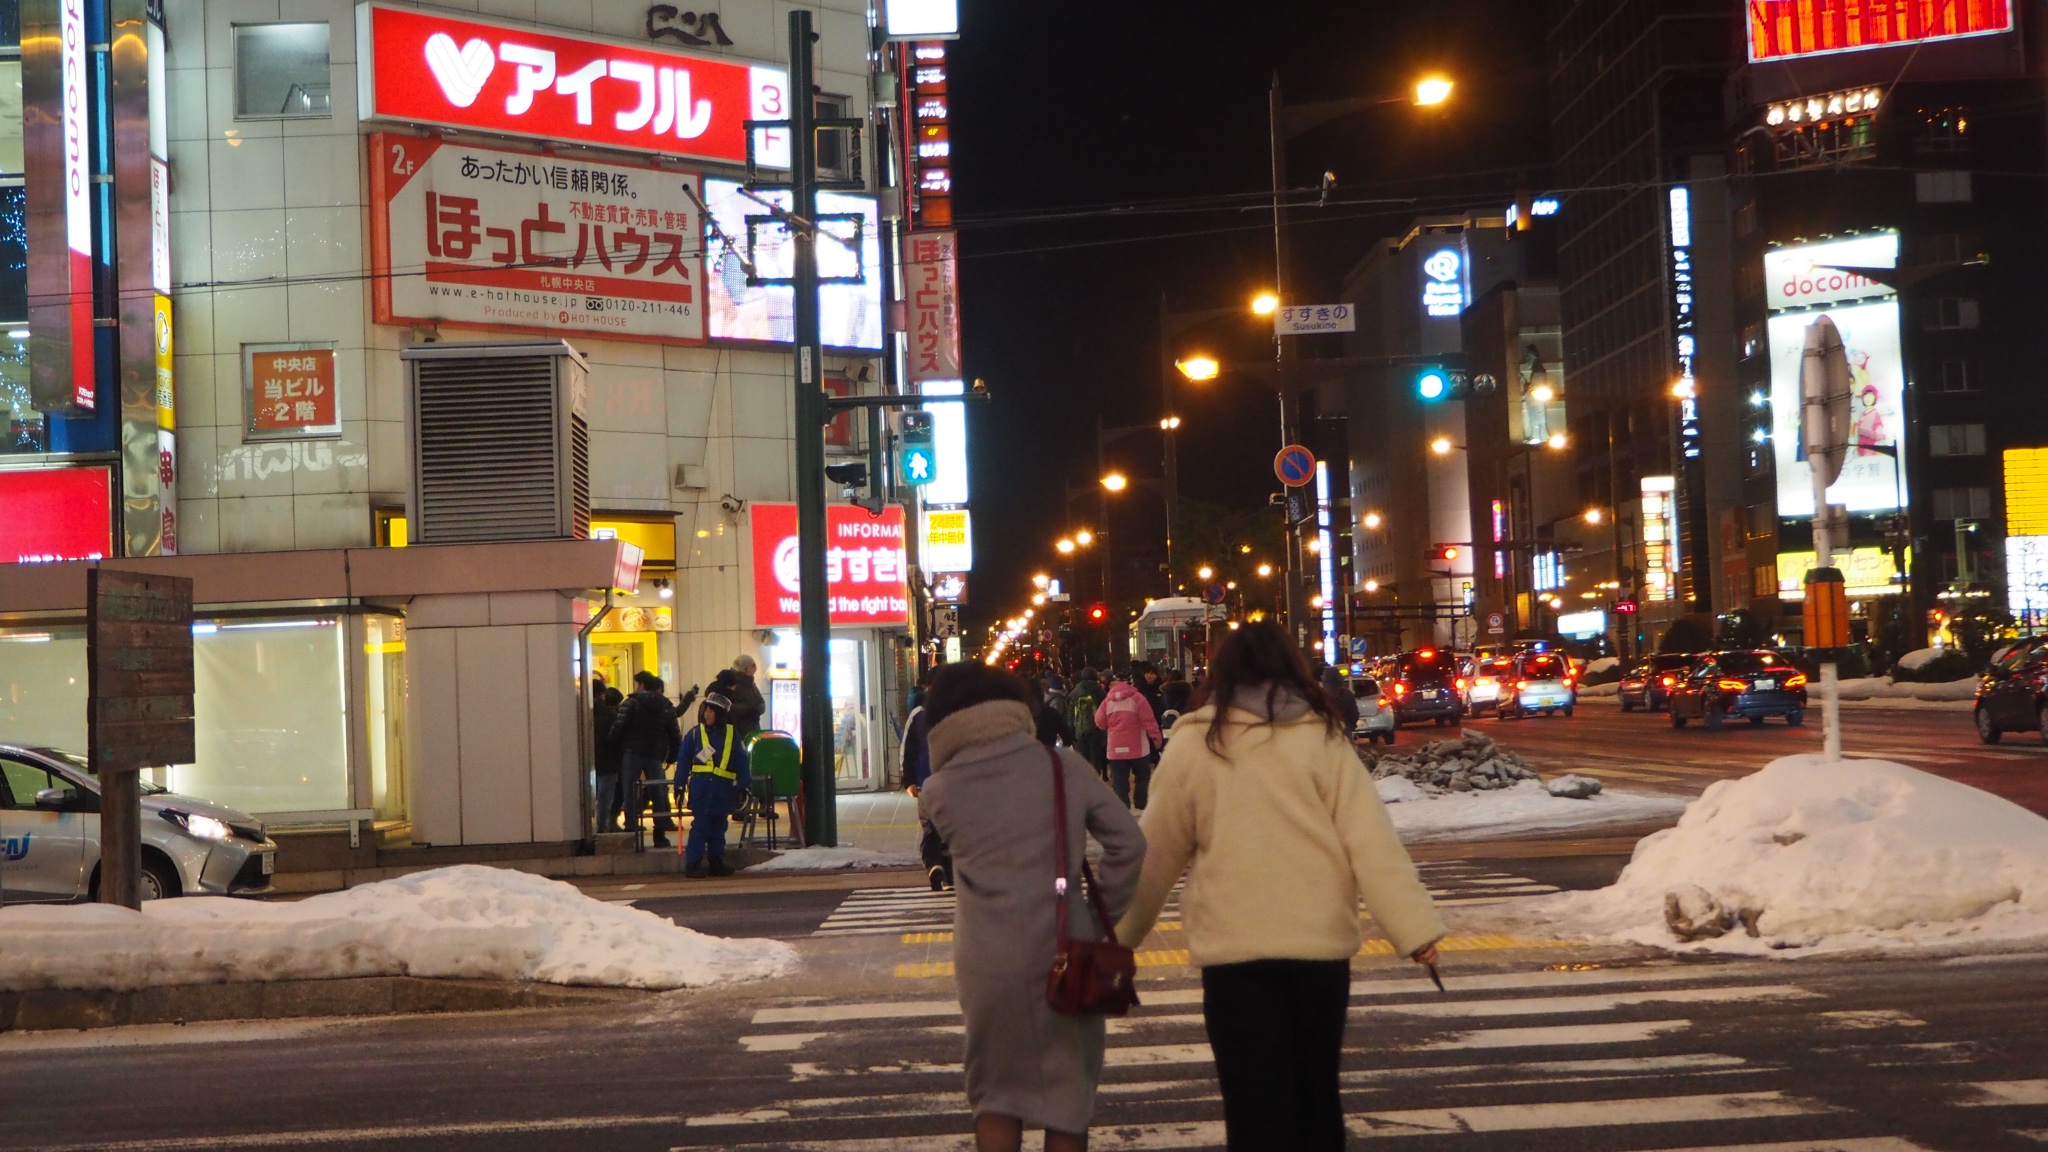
[1047, 747, 1117, 945]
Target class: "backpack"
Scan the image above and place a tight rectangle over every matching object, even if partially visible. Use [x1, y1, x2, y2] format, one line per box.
[1071, 684, 1103, 736]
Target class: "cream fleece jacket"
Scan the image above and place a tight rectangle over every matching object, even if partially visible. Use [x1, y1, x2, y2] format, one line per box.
[1114, 703, 1446, 965]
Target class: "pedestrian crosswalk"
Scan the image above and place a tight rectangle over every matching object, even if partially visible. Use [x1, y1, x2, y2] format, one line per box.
[669, 958, 2033, 1151]
[810, 862, 1564, 937]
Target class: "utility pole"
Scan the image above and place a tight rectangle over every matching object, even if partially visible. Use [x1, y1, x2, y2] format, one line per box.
[1267, 74, 1310, 649]
[1157, 292, 1180, 590]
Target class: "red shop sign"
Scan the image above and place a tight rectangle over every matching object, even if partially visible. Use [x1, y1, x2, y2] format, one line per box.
[751, 504, 910, 627]
[359, 4, 790, 166]
[0, 467, 112, 564]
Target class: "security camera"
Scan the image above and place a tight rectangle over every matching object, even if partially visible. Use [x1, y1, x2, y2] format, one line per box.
[718, 494, 745, 515]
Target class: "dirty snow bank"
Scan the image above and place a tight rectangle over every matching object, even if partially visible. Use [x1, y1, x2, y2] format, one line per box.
[0, 865, 798, 993]
[1833, 676, 1978, 703]
[1375, 776, 1687, 843]
[1519, 756, 2048, 955]
[745, 846, 919, 873]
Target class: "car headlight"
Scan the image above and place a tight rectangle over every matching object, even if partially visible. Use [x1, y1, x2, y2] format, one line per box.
[161, 809, 234, 842]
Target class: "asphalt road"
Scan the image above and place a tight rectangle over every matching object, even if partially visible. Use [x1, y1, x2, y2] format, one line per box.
[1442, 697, 2048, 815]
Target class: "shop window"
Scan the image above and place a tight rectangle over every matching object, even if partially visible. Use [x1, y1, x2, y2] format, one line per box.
[364, 615, 408, 821]
[1934, 358, 1977, 392]
[1932, 486, 1991, 522]
[1914, 107, 1970, 153]
[234, 23, 331, 119]
[0, 624, 88, 751]
[181, 617, 350, 814]
[1930, 298, 1980, 331]
[1929, 424, 1986, 457]
[1915, 171, 1972, 203]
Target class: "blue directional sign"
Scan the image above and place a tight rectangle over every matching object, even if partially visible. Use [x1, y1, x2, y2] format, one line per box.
[1274, 444, 1317, 488]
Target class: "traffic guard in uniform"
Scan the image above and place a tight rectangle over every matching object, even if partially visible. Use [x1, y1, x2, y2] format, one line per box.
[678, 691, 752, 878]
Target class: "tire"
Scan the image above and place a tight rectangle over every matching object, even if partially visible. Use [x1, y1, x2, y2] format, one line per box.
[90, 855, 183, 902]
[1671, 707, 1687, 728]
[1748, 716, 1765, 727]
[1621, 698, 1636, 712]
[1977, 707, 2002, 745]
[1786, 710, 1805, 727]
[1382, 731, 1396, 746]
[1705, 702, 1724, 731]
[1564, 705, 1575, 718]
[1435, 717, 1450, 727]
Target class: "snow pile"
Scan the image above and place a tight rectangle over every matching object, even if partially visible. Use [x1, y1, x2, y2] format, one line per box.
[1833, 676, 1978, 703]
[1375, 776, 1687, 843]
[1363, 731, 1543, 792]
[745, 846, 919, 873]
[1585, 657, 1621, 675]
[1579, 682, 1620, 698]
[1896, 647, 1942, 672]
[1527, 756, 2048, 955]
[0, 865, 798, 993]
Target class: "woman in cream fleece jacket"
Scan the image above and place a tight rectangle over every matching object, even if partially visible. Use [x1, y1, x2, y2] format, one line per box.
[1116, 621, 1445, 1152]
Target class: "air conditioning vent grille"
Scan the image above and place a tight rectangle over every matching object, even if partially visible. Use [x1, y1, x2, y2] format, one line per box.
[406, 345, 591, 544]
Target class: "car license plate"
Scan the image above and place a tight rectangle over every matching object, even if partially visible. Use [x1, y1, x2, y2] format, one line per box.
[261, 852, 275, 876]
[1754, 679, 1777, 691]
[1420, 690, 1439, 700]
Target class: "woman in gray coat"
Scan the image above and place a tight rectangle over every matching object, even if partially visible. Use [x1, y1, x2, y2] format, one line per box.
[919, 664, 1146, 1152]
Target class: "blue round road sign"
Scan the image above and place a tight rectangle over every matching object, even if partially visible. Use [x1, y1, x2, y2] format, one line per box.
[1274, 444, 1316, 487]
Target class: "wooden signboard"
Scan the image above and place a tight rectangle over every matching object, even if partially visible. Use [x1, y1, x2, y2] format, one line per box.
[87, 569, 194, 908]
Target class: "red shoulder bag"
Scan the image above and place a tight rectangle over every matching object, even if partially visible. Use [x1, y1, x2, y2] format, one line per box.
[1044, 747, 1140, 1017]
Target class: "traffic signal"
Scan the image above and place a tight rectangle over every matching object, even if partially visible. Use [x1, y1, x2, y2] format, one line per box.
[1087, 603, 1108, 623]
[1416, 367, 1453, 401]
[1427, 544, 1461, 562]
[897, 411, 937, 487]
[1414, 366, 1497, 402]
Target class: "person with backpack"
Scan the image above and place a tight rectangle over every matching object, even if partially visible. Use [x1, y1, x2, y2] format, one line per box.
[1116, 620, 1444, 1151]
[1095, 674, 1164, 810]
[1069, 667, 1108, 781]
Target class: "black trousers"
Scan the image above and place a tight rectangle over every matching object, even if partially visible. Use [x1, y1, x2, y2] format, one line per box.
[1201, 958, 1352, 1152]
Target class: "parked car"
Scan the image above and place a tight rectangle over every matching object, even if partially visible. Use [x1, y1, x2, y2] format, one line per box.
[1384, 648, 1464, 726]
[1499, 651, 1577, 719]
[1974, 637, 2047, 744]
[1352, 677, 1398, 745]
[1667, 651, 1809, 729]
[1461, 656, 1516, 717]
[0, 745, 278, 902]
[1618, 654, 1700, 713]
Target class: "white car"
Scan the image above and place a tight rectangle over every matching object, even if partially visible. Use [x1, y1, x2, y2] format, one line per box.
[1499, 653, 1577, 720]
[1352, 678, 1398, 745]
[0, 745, 278, 903]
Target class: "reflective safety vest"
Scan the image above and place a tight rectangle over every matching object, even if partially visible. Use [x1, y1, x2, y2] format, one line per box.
[689, 725, 737, 780]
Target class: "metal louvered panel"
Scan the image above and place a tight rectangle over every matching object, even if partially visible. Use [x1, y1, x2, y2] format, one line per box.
[403, 341, 591, 544]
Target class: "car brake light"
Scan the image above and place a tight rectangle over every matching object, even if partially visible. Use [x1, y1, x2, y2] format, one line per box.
[1786, 673, 1808, 688]
[1455, 676, 1466, 690]
[1563, 674, 1575, 686]
[1717, 678, 1747, 691]
[1660, 675, 1675, 686]
[1392, 682, 1408, 695]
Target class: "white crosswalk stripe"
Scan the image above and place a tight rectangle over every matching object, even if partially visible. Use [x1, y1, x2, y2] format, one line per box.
[684, 960, 1993, 1151]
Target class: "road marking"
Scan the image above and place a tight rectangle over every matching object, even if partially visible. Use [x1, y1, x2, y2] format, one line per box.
[1817, 1009, 1926, 1029]
[16, 1114, 693, 1151]
[1347, 1090, 1832, 1136]
[752, 1000, 958, 1026]
[1417, 1019, 1693, 1050]
[1355, 984, 1816, 1019]
[1341, 1052, 1749, 1084]
[891, 934, 1578, 978]
[738, 1033, 826, 1053]
[2013, 1130, 2048, 1143]
[1957, 1079, 2048, 1106]
[1352, 964, 1757, 996]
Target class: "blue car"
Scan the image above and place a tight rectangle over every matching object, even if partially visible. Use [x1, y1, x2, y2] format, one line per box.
[1668, 651, 1809, 729]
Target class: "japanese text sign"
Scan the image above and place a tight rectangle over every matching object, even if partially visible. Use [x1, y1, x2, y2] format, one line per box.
[246, 346, 339, 436]
[751, 503, 911, 627]
[358, 4, 788, 167]
[906, 229, 961, 382]
[371, 134, 705, 344]
[1273, 303, 1355, 335]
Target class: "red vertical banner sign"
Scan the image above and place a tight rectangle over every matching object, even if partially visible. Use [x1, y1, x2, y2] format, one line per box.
[905, 229, 961, 383]
[907, 41, 952, 228]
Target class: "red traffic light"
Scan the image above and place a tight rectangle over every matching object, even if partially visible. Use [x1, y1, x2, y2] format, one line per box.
[1088, 603, 1108, 623]
[1428, 544, 1460, 562]
[1614, 600, 1640, 614]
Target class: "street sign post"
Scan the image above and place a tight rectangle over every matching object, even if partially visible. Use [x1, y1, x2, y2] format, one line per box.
[1273, 304, 1356, 336]
[87, 568, 195, 909]
[1274, 444, 1316, 487]
[1801, 315, 1854, 764]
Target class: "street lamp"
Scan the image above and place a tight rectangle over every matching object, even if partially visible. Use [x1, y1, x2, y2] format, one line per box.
[1362, 510, 1384, 530]
[1257, 563, 1274, 578]
[1530, 382, 1556, 404]
[1250, 291, 1280, 316]
[1056, 538, 1077, 555]
[1429, 436, 1457, 456]
[1584, 507, 1604, 525]
[1197, 565, 1215, 581]
[1100, 472, 1129, 493]
[1546, 432, 1568, 451]
[1175, 355, 1221, 382]
[1075, 529, 1095, 547]
[1413, 75, 1454, 107]
[1032, 572, 1050, 588]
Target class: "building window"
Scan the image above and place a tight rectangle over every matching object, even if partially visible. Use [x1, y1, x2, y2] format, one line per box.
[1740, 322, 1763, 359]
[1927, 232, 1976, 264]
[814, 94, 859, 184]
[1932, 486, 1992, 521]
[1929, 423, 1986, 457]
[234, 23, 332, 119]
[1933, 358, 1977, 392]
[1752, 563, 1778, 598]
[1914, 107, 1970, 153]
[1931, 297, 1981, 330]
[1748, 503, 1775, 539]
[1733, 201, 1758, 238]
[1915, 170, 1973, 203]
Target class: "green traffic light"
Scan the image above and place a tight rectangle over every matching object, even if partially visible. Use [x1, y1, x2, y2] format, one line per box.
[1417, 370, 1448, 401]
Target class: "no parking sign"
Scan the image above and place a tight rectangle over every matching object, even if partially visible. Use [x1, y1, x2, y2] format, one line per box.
[1274, 444, 1316, 487]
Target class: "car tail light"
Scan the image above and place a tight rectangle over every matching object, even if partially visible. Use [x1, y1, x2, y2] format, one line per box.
[1660, 675, 1675, 686]
[1392, 682, 1408, 696]
[1717, 678, 1747, 691]
[1786, 673, 1808, 688]
[1455, 676, 1467, 690]
[1563, 674, 1575, 686]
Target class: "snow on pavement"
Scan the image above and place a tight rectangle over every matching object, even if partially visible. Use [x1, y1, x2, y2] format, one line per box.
[744, 846, 920, 873]
[1374, 776, 1688, 843]
[1508, 756, 2048, 956]
[0, 865, 798, 993]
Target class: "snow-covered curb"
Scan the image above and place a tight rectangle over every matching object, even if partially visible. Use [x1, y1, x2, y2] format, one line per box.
[1504, 756, 2048, 957]
[1375, 776, 1687, 843]
[1578, 682, 1619, 698]
[744, 847, 920, 873]
[1835, 675, 1977, 702]
[0, 865, 798, 993]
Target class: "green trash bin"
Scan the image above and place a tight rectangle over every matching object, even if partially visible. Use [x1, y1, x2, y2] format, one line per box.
[744, 731, 804, 848]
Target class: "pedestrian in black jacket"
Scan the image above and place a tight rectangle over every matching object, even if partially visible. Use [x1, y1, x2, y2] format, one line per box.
[728, 654, 767, 735]
[610, 670, 682, 846]
[594, 686, 626, 831]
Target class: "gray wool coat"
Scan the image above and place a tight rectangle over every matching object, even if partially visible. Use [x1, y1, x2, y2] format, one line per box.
[919, 700, 1146, 1133]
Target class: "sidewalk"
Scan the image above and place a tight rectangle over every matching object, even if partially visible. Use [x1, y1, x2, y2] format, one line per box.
[831, 789, 924, 857]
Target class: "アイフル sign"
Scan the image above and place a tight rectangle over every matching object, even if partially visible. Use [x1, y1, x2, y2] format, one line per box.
[358, 4, 788, 167]
[751, 504, 910, 627]
[370, 134, 705, 344]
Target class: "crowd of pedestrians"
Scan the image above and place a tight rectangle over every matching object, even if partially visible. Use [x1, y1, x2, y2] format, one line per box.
[905, 623, 1444, 1151]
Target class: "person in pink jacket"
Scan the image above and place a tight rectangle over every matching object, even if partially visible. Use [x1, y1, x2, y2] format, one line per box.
[1095, 677, 1164, 810]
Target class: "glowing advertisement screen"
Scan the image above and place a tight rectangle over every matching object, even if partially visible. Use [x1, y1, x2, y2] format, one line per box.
[1764, 234, 1906, 518]
[1749, 0, 2012, 62]
[703, 179, 883, 351]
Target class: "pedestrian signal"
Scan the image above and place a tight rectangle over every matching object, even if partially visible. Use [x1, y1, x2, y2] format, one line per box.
[898, 411, 936, 488]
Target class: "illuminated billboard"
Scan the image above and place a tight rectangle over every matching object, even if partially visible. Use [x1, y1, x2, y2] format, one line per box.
[1764, 234, 1907, 518]
[1748, 0, 2012, 63]
[703, 179, 883, 351]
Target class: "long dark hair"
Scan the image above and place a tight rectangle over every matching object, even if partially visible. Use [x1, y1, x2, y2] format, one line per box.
[1193, 619, 1341, 755]
[925, 662, 1037, 727]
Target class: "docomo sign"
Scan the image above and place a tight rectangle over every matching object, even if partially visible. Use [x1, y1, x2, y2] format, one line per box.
[751, 504, 911, 627]
[359, 4, 789, 166]
[1763, 233, 1897, 312]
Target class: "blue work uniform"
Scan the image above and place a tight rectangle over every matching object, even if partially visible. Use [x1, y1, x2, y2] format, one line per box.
[678, 723, 751, 868]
